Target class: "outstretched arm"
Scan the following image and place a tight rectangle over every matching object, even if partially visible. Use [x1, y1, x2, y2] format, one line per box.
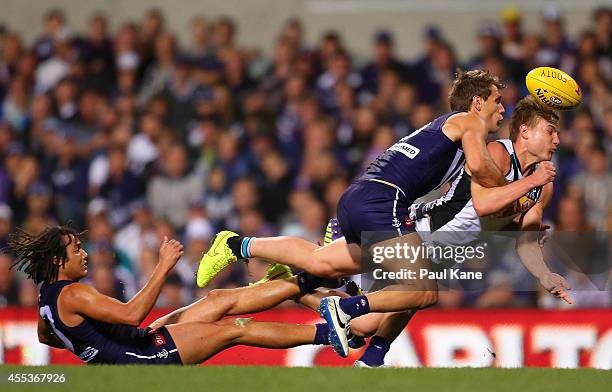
[515, 184, 572, 304]
[60, 238, 184, 326]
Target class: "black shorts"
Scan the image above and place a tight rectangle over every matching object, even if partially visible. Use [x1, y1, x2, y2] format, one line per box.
[337, 180, 416, 246]
[118, 326, 182, 365]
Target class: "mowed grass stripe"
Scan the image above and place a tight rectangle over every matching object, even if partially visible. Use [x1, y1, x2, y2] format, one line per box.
[1, 365, 610, 392]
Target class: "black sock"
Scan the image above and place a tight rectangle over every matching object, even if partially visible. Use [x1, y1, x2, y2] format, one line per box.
[320, 277, 344, 289]
[227, 235, 246, 259]
[297, 272, 323, 295]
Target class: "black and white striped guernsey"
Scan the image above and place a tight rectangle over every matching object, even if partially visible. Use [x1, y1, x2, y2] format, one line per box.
[413, 139, 543, 243]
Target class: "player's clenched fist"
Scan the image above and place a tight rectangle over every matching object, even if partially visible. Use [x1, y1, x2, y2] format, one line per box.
[530, 161, 556, 187]
[159, 236, 184, 271]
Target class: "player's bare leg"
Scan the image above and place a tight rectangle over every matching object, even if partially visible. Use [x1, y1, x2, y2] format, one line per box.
[366, 311, 416, 345]
[167, 318, 326, 365]
[197, 232, 363, 288]
[319, 232, 437, 357]
[298, 288, 384, 338]
[353, 311, 416, 367]
[249, 237, 362, 277]
[297, 288, 347, 310]
[364, 232, 438, 312]
[149, 278, 302, 328]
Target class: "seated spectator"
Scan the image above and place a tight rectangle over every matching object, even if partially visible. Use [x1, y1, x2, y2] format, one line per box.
[0, 253, 19, 307]
[147, 143, 204, 230]
[0, 203, 12, 248]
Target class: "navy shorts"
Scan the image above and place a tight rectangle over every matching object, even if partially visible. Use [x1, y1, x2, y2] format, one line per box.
[118, 326, 182, 364]
[337, 180, 416, 246]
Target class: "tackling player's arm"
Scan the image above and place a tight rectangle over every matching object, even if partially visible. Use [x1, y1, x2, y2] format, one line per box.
[59, 238, 183, 326]
[37, 314, 66, 349]
[471, 142, 556, 216]
[457, 115, 506, 188]
[515, 183, 572, 304]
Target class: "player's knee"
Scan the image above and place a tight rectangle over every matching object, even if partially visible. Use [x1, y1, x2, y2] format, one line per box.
[207, 289, 235, 306]
[206, 289, 226, 301]
[349, 322, 376, 338]
[213, 319, 244, 342]
[417, 290, 438, 309]
[309, 261, 342, 278]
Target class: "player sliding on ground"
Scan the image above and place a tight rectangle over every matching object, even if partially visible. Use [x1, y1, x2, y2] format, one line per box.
[196, 70, 556, 357]
[7, 226, 341, 365]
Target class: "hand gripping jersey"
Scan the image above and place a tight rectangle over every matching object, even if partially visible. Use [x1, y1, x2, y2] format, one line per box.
[359, 111, 465, 202]
[412, 139, 543, 245]
[39, 280, 181, 364]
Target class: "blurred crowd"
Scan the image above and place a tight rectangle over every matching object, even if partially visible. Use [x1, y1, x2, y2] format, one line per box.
[0, 5, 610, 310]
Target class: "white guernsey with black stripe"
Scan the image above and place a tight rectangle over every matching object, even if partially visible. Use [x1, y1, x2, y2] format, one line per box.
[413, 139, 543, 245]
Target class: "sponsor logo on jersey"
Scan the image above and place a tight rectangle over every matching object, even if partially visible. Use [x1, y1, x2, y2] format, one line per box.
[389, 142, 421, 159]
[404, 216, 415, 229]
[525, 187, 542, 201]
[152, 330, 167, 347]
[518, 187, 542, 212]
[79, 346, 100, 362]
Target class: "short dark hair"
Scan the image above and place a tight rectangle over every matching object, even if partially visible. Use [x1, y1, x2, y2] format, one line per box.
[509, 96, 560, 141]
[7, 224, 83, 284]
[44, 8, 65, 22]
[448, 69, 505, 112]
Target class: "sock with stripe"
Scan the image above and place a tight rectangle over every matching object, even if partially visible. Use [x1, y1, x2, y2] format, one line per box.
[359, 335, 390, 366]
[314, 323, 331, 345]
[338, 295, 370, 318]
[227, 236, 255, 259]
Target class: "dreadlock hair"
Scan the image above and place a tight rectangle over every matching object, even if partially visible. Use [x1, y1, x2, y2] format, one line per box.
[7, 223, 83, 284]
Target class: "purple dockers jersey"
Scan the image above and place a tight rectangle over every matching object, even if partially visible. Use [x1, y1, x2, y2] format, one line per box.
[39, 280, 153, 363]
[359, 111, 465, 201]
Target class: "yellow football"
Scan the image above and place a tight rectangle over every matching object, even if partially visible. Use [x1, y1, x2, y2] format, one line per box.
[525, 67, 582, 110]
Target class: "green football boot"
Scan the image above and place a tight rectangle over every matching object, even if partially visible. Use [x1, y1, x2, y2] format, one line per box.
[196, 231, 240, 288]
[251, 263, 294, 286]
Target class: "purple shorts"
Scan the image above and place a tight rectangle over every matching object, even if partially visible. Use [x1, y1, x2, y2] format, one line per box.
[336, 180, 416, 246]
[117, 326, 182, 365]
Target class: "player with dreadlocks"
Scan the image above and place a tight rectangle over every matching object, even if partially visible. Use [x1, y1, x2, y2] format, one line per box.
[7, 224, 342, 364]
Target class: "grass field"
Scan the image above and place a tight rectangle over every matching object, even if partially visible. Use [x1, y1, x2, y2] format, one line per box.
[1, 366, 610, 392]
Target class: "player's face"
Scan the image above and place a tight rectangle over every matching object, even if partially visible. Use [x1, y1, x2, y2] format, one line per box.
[60, 235, 89, 280]
[482, 86, 505, 132]
[526, 117, 560, 161]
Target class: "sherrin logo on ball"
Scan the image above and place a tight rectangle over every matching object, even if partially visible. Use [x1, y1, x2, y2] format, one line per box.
[525, 66, 582, 110]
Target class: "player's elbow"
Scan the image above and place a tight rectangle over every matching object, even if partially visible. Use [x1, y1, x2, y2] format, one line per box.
[515, 231, 537, 250]
[120, 308, 144, 326]
[124, 314, 143, 327]
[416, 290, 438, 309]
[466, 158, 485, 178]
[472, 198, 494, 217]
